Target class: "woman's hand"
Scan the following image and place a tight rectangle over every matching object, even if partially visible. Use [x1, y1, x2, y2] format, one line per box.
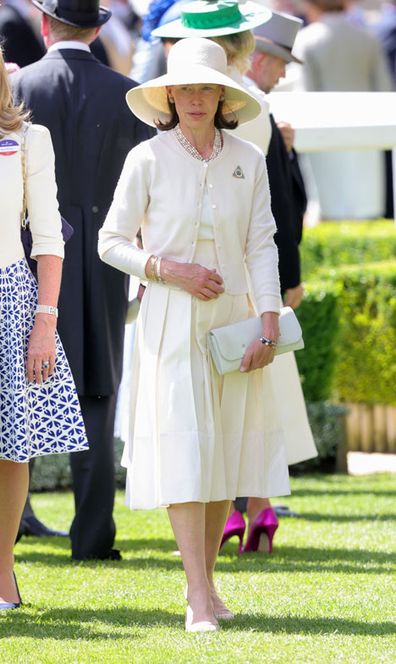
[283, 283, 304, 310]
[26, 315, 57, 384]
[240, 311, 279, 373]
[158, 259, 224, 300]
[277, 121, 295, 153]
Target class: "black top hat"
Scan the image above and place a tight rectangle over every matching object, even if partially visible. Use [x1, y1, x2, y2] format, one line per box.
[32, 0, 111, 28]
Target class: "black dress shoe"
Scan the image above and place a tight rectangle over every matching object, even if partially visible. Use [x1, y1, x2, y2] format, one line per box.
[18, 516, 68, 538]
[72, 548, 122, 562]
[0, 574, 22, 611]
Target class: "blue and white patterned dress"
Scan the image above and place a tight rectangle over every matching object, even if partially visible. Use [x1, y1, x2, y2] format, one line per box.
[0, 123, 88, 462]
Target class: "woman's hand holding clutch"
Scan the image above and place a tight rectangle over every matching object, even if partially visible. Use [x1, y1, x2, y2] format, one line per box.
[240, 311, 279, 373]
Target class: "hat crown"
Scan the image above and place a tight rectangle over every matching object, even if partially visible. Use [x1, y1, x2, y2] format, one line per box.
[167, 37, 227, 76]
[36, 0, 110, 27]
[253, 10, 302, 50]
[180, 0, 242, 30]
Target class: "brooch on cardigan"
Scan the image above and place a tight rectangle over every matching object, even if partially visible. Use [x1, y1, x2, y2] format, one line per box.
[232, 165, 245, 179]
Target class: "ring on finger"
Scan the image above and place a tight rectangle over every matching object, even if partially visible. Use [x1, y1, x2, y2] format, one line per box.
[42, 360, 50, 369]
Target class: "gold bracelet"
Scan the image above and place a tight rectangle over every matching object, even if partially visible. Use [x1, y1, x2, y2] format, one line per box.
[154, 256, 165, 283]
[146, 255, 157, 281]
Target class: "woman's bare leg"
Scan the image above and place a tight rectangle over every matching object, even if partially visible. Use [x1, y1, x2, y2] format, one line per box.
[247, 497, 271, 533]
[0, 460, 29, 603]
[167, 502, 216, 626]
[204, 500, 232, 614]
[205, 500, 231, 588]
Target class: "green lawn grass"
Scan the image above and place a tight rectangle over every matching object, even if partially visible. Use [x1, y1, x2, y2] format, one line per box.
[1, 474, 395, 663]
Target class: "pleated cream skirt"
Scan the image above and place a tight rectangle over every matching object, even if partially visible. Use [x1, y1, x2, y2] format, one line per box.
[122, 241, 290, 509]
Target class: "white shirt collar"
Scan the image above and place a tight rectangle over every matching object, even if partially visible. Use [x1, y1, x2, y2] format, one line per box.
[47, 41, 91, 53]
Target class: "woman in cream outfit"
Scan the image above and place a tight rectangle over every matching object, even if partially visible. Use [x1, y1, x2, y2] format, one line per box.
[152, 0, 317, 553]
[0, 47, 87, 610]
[99, 37, 289, 631]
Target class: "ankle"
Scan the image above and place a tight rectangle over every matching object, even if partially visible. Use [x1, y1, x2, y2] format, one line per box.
[247, 499, 270, 522]
[187, 585, 210, 602]
[0, 565, 14, 579]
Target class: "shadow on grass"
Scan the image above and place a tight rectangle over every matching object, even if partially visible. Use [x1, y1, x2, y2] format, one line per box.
[16, 539, 393, 575]
[1, 607, 395, 639]
[296, 513, 396, 522]
[291, 488, 396, 498]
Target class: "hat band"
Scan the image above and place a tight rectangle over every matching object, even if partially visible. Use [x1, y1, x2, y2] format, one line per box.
[256, 35, 293, 52]
[181, 2, 242, 30]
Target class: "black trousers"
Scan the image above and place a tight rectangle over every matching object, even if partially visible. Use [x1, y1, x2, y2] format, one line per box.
[69, 394, 117, 559]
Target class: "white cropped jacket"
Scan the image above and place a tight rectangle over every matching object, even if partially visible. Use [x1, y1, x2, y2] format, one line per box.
[0, 123, 63, 270]
[98, 130, 281, 315]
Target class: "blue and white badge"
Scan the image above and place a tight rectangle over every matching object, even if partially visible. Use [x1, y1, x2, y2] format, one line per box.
[0, 138, 20, 156]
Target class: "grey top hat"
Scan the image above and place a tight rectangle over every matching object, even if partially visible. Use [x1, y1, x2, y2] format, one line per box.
[253, 10, 303, 64]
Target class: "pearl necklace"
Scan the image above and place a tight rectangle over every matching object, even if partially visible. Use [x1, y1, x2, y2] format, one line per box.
[174, 124, 223, 162]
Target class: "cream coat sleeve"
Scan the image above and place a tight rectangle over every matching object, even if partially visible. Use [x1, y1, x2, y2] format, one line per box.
[26, 125, 64, 260]
[98, 145, 152, 279]
[245, 156, 281, 316]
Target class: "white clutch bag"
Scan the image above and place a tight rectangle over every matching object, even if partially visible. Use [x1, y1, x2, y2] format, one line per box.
[208, 306, 304, 375]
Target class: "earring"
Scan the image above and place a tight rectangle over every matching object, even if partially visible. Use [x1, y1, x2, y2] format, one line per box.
[168, 96, 174, 103]
[220, 95, 225, 102]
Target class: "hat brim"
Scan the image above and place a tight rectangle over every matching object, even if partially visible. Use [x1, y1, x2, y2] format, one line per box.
[126, 64, 261, 127]
[255, 38, 302, 64]
[32, 0, 111, 27]
[152, 2, 271, 39]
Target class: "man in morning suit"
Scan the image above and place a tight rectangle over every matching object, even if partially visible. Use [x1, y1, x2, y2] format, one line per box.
[247, 10, 307, 308]
[12, 0, 153, 560]
[0, 0, 45, 67]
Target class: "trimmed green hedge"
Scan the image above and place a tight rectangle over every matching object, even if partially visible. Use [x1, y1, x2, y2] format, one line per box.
[301, 221, 396, 280]
[291, 402, 348, 473]
[330, 262, 396, 405]
[296, 282, 340, 401]
[296, 260, 396, 406]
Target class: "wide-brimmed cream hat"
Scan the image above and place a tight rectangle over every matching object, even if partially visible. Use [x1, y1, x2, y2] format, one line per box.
[126, 37, 261, 127]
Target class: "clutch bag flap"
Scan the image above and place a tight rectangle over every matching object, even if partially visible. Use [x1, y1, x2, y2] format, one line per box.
[208, 306, 304, 375]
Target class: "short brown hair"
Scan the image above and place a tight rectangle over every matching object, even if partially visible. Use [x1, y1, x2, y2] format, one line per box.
[47, 16, 97, 42]
[156, 99, 238, 131]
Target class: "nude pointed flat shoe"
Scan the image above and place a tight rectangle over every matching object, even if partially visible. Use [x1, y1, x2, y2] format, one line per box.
[210, 588, 235, 620]
[185, 605, 219, 633]
[184, 586, 234, 621]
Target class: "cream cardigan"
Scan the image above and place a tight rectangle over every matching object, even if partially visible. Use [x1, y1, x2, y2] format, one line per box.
[98, 130, 281, 315]
[0, 123, 64, 270]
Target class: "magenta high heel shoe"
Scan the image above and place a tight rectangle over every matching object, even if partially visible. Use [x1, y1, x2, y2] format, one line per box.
[243, 508, 279, 554]
[220, 511, 246, 554]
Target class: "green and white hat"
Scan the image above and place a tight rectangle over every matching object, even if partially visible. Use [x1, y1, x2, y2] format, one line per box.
[152, 0, 272, 39]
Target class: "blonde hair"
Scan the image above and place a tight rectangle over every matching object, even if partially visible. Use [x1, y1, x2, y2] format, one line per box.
[211, 30, 255, 74]
[0, 47, 29, 137]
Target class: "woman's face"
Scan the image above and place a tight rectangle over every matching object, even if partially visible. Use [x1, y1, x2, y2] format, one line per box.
[167, 84, 224, 133]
